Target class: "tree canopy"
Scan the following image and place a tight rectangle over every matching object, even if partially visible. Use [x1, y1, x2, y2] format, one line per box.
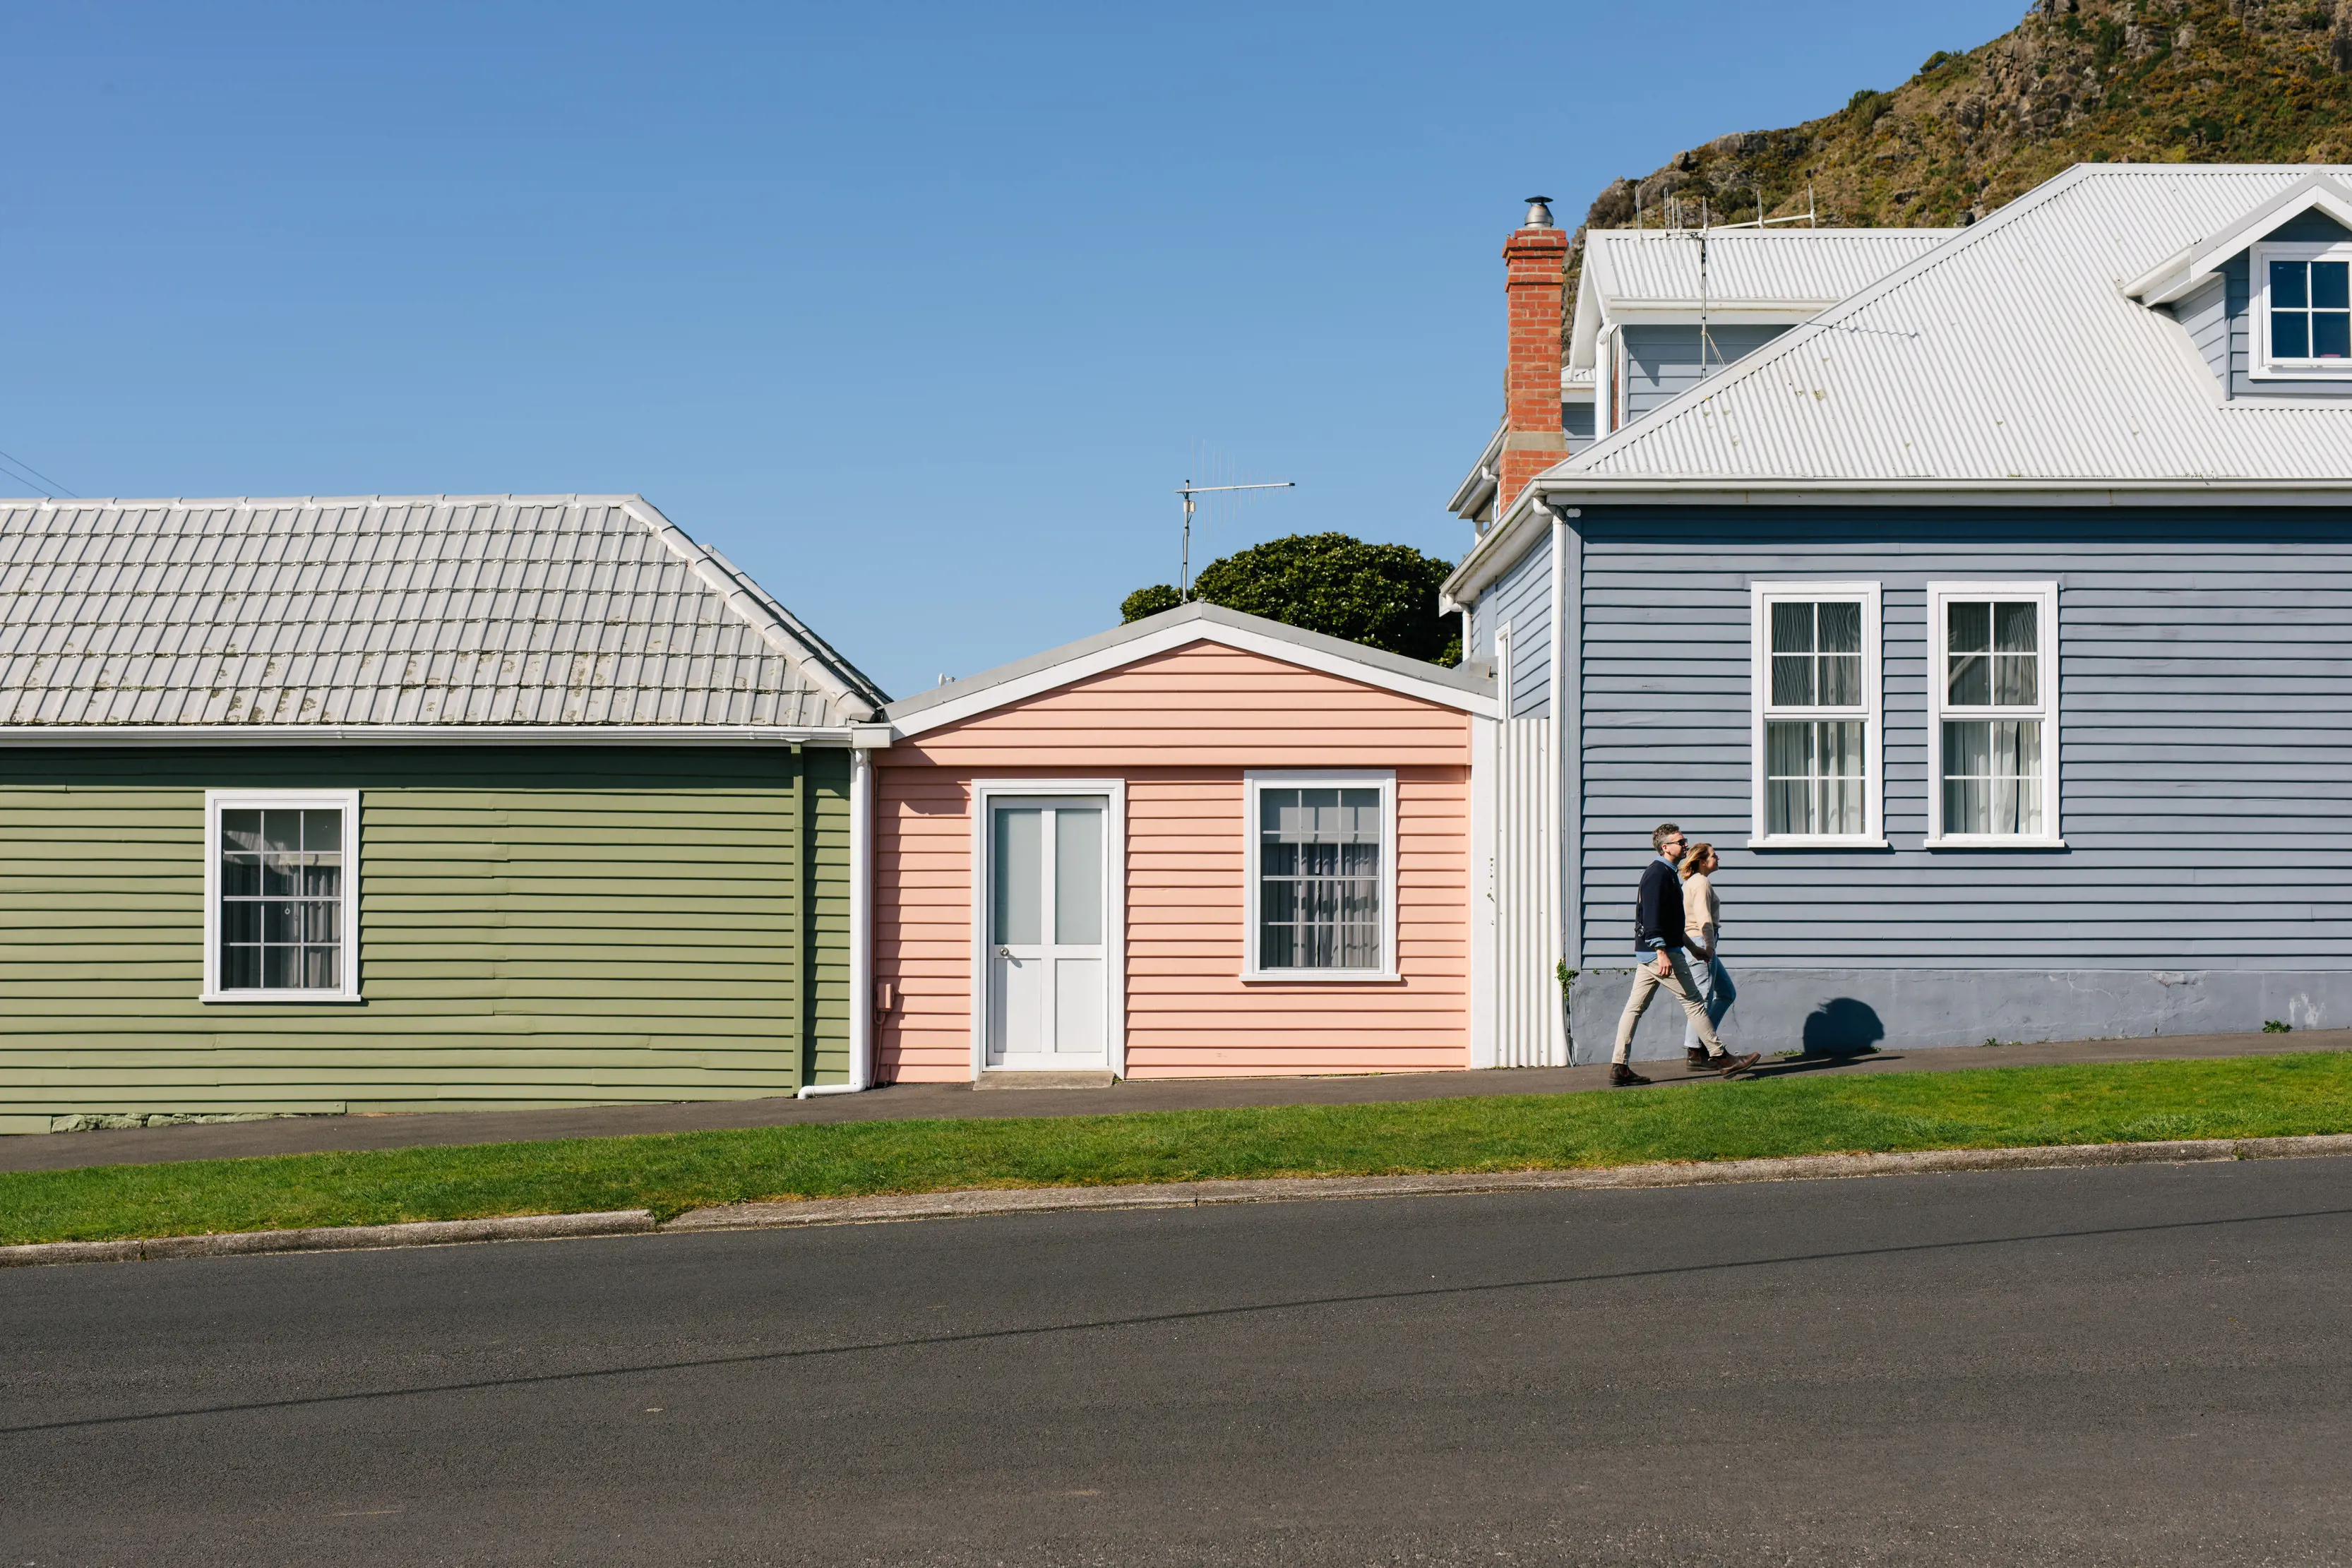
[1121, 532, 1460, 666]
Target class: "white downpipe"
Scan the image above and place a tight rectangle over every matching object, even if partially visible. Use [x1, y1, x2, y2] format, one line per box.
[796, 746, 876, 1099]
[1546, 505, 1570, 1065]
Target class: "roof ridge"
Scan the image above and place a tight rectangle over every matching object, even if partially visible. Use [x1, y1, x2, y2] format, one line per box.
[616, 498, 888, 717]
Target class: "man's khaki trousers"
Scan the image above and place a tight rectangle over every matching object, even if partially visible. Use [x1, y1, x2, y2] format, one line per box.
[1613, 949, 1724, 1065]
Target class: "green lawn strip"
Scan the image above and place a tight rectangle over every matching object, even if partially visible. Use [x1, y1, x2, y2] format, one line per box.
[5, 1052, 2351, 1247]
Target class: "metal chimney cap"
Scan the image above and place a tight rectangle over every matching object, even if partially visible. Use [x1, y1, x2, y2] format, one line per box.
[1523, 196, 1556, 228]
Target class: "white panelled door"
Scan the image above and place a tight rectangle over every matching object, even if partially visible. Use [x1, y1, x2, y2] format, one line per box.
[986, 798, 1109, 1069]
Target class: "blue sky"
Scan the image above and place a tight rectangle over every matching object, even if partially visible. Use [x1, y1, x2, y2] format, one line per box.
[3, 1, 2021, 698]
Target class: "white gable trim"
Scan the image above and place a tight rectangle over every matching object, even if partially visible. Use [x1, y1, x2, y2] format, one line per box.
[888, 619, 1498, 738]
[2127, 173, 2352, 306]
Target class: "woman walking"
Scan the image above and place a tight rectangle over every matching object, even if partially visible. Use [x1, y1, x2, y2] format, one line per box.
[1680, 842, 1736, 1071]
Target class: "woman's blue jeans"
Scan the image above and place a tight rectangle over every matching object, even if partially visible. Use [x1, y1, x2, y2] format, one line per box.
[1684, 954, 1736, 1053]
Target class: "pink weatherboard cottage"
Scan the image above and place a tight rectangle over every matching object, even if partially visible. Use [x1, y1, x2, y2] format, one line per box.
[862, 602, 1499, 1083]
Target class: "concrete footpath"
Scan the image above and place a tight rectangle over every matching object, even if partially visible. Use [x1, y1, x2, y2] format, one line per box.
[4, 1027, 2346, 1176]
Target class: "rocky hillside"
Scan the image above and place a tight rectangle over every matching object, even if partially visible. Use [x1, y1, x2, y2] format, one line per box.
[1571, 0, 2352, 280]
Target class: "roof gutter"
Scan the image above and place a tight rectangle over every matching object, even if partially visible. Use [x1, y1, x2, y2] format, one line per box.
[0, 724, 860, 746]
[1441, 479, 1565, 609]
[1447, 423, 1508, 517]
[1445, 470, 2352, 610]
[1525, 475, 2352, 503]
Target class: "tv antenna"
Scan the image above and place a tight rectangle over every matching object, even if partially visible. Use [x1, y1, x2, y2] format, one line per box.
[1176, 479, 1293, 599]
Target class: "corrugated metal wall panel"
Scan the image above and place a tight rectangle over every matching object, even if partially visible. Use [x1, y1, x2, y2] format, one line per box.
[0, 745, 848, 1127]
[1573, 505, 2352, 969]
[1492, 714, 1565, 1065]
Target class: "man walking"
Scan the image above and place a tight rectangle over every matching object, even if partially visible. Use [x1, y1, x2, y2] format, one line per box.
[1611, 824, 1761, 1087]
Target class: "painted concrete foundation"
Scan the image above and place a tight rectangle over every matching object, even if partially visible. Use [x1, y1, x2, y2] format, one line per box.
[1568, 967, 2352, 1064]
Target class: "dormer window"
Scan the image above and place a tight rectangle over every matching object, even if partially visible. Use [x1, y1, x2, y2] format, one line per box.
[2254, 243, 2352, 376]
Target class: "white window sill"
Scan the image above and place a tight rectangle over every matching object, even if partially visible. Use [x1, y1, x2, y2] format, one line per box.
[201, 989, 363, 1005]
[1743, 837, 1888, 851]
[1240, 969, 1402, 984]
[2251, 364, 2352, 380]
[1923, 836, 2068, 851]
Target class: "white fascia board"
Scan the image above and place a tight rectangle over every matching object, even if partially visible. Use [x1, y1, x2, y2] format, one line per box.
[1441, 488, 1565, 608]
[2127, 174, 2352, 305]
[1447, 422, 1508, 516]
[887, 619, 1498, 736]
[1530, 477, 2352, 505]
[1568, 270, 1604, 371]
[0, 724, 854, 746]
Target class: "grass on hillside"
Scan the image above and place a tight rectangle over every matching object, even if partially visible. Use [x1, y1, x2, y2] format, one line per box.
[5, 1053, 2351, 1247]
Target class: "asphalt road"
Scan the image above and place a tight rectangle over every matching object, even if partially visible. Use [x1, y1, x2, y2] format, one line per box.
[7, 1160, 2352, 1567]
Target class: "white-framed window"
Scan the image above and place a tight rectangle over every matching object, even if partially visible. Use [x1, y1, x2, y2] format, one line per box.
[1241, 770, 1397, 981]
[1926, 582, 2061, 848]
[2252, 241, 2352, 378]
[1748, 582, 1883, 849]
[202, 789, 362, 1003]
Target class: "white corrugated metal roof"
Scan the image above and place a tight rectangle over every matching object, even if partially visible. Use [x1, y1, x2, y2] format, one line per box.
[1582, 227, 1959, 311]
[1556, 164, 2352, 489]
[0, 495, 885, 729]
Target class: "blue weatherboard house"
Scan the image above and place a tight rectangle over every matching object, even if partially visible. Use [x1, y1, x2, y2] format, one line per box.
[1445, 164, 2352, 1063]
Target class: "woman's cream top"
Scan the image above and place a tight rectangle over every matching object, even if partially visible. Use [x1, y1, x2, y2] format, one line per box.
[1682, 871, 1719, 954]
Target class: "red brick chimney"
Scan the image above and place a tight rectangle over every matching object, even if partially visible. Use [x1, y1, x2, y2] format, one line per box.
[1496, 197, 1569, 515]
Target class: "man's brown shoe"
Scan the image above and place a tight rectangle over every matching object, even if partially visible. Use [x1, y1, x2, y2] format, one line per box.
[1609, 1064, 1651, 1087]
[1684, 1047, 1711, 1071]
[1712, 1051, 1762, 1077]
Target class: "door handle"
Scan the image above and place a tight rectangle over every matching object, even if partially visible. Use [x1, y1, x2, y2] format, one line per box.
[997, 946, 1013, 959]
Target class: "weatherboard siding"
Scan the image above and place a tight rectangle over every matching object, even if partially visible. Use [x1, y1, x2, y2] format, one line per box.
[1620, 323, 1792, 421]
[1470, 535, 1552, 719]
[1565, 402, 1597, 452]
[873, 641, 1472, 1080]
[2176, 273, 2231, 391]
[0, 745, 849, 1128]
[1571, 507, 2352, 971]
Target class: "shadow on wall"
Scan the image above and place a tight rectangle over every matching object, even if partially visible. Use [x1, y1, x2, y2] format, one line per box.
[1801, 998, 1885, 1059]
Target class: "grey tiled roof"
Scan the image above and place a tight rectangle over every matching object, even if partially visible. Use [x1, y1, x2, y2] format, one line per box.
[0, 495, 886, 729]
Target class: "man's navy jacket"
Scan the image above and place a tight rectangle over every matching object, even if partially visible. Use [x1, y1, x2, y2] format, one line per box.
[1632, 858, 1688, 953]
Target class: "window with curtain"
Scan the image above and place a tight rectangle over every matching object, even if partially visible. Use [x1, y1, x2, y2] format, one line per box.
[217, 806, 347, 991]
[1939, 597, 2048, 837]
[1253, 782, 1385, 972]
[1762, 597, 1869, 837]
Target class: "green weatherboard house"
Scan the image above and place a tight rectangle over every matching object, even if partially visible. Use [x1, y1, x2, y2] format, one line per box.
[0, 495, 889, 1134]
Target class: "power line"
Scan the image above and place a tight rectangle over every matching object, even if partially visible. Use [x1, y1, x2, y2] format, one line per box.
[0, 444, 76, 498]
